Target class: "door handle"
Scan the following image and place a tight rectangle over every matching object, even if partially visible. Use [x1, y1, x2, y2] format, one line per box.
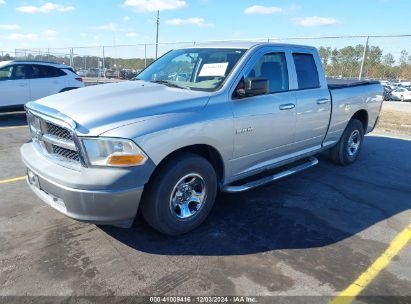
[18, 83, 28, 87]
[279, 103, 295, 110]
[316, 98, 330, 105]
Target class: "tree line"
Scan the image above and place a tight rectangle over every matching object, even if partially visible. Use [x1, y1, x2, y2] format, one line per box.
[319, 45, 411, 80]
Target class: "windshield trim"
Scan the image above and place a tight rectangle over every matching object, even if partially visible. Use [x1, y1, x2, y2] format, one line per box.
[150, 79, 191, 90]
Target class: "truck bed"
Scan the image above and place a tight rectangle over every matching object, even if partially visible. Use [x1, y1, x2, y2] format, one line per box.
[325, 78, 383, 144]
[327, 78, 380, 90]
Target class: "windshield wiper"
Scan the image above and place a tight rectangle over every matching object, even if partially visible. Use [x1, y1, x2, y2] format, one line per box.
[150, 80, 190, 90]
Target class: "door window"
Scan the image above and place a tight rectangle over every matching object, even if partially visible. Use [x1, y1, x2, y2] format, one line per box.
[0, 66, 13, 81]
[293, 53, 320, 90]
[13, 65, 29, 79]
[246, 52, 289, 93]
[30, 65, 66, 79]
[0, 65, 30, 80]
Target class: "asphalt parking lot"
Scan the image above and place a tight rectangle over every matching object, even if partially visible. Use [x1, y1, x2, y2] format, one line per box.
[0, 111, 411, 303]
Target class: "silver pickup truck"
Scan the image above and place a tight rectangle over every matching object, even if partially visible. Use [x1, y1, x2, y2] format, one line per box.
[21, 42, 383, 235]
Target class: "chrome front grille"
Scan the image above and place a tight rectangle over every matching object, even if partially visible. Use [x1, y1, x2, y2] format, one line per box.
[52, 145, 80, 162]
[27, 111, 81, 167]
[46, 122, 72, 141]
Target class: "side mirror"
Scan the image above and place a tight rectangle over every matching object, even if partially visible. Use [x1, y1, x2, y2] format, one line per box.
[236, 77, 269, 98]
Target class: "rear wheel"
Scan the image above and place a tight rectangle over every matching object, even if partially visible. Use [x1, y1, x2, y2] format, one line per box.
[330, 119, 364, 166]
[141, 153, 217, 235]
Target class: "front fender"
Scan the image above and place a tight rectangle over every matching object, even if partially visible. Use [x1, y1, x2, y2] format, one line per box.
[102, 103, 234, 182]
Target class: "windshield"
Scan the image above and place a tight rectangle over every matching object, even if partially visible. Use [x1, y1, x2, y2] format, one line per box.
[137, 48, 247, 92]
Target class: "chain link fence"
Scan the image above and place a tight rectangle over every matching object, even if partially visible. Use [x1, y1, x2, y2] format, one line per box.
[0, 50, 16, 61]
[6, 34, 411, 82]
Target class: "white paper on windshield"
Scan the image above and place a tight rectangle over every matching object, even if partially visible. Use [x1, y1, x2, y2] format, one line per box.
[199, 62, 229, 77]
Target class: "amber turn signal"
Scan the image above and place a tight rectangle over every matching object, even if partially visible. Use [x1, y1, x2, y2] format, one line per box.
[107, 154, 147, 166]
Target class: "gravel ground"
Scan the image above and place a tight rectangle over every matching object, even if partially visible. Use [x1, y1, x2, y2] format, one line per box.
[376, 102, 411, 136]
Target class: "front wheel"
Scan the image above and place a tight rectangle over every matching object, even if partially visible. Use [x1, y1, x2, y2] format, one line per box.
[330, 119, 365, 166]
[141, 153, 217, 235]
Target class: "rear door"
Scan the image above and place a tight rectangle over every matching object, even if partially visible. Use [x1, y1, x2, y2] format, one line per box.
[290, 51, 331, 153]
[230, 47, 297, 177]
[0, 65, 30, 107]
[28, 64, 66, 100]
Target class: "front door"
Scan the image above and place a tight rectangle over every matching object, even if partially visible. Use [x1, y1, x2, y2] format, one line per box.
[0, 65, 30, 107]
[231, 49, 297, 177]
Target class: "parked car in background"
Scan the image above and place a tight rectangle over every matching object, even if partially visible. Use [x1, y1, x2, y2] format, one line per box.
[383, 85, 394, 101]
[0, 60, 84, 109]
[76, 69, 88, 77]
[105, 69, 117, 79]
[85, 69, 100, 78]
[386, 83, 399, 90]
[391, 87, 411, 101]
[120, 69, 138, 80]
[399, 80, 411, 87]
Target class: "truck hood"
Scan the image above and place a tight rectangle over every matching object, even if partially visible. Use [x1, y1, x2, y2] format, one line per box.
[34, 81, 211, 136]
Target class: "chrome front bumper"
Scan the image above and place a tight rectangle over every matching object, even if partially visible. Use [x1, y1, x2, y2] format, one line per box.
[21, 142, 152, 228]
[26, 169, 143, 228]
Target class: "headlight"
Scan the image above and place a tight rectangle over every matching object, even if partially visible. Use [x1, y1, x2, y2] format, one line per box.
[82, 138, 148, 167]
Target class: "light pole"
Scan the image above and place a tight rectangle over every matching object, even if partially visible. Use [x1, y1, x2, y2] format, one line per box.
[359, 36, 369, 80]
[155, 10, 160, 60]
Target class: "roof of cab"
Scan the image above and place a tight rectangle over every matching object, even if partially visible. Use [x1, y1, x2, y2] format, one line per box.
[0, 60, 70, 69]
[177, 41, 317, 50]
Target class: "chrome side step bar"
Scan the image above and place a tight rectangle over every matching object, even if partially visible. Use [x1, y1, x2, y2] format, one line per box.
[223, 157, 319, 193]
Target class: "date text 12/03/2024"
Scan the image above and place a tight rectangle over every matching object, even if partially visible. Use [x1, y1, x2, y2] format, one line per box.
[149, 296, 258, 303]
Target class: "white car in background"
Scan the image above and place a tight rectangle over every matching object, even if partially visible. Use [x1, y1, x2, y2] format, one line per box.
[0, 60, 85, 109]
[399, 81, 411, 87]
[391, 87, 411, 102]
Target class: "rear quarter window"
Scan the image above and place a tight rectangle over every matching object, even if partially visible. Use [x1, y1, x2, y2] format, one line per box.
[293, 53, 320, 90]
[31, 65, 66, 78]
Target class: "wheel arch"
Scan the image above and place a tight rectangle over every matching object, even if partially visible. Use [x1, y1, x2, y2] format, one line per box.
[147, 144, 225, 189]
[351, 109, 369, 132]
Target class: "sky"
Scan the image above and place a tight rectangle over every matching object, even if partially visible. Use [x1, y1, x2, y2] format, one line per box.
[0, 0, 410, 59]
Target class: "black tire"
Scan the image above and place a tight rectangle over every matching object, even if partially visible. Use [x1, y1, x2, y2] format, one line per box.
[330, 119, 365, 166]
[141, 153, 217, 236]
